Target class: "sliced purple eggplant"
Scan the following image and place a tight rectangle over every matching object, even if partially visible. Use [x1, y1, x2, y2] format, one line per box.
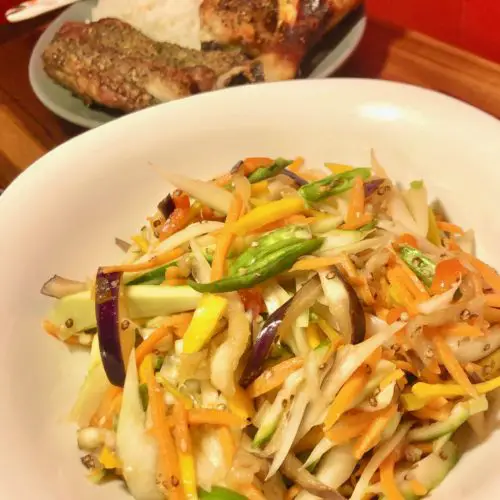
[336, 269, 366, 345]
[95, 268, 135, 387]
[364, 178, 385, 197]
[319, 268, 366, 345]
[115, 237, 131, 253]
[280, 453, 346, 500]
[157, 193, 175, 219]
[282, 169, 308, 186]
[240, 278, 321, 387]
[240, 299, 293, 387]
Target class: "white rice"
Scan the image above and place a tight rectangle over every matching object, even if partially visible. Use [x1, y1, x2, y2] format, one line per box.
[91, 0, 202, 49]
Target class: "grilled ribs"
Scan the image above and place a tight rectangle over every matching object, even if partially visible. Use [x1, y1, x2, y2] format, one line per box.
[43, 18, 263, 113]
[201, 0, 362, 80]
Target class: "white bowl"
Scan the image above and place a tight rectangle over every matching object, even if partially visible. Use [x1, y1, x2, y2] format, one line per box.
[1, 79, 500, 500]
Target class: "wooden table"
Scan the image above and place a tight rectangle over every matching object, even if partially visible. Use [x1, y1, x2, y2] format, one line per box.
[2, 14, 500, 190]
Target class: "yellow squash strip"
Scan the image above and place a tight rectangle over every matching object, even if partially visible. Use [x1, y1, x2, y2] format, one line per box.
[156, 374, 193, 409]
[412, 374, 500, 400]
[172, 402, 198, 500]
[293, 426, 324, 454]
[290, 256, 342, 272]
[131, 234, 149, 253]
[247, 357, 304, 398]
[99, 446, 122, 469]
[317, 318, 343, 344]
[211, 193, 243, 280]
[306, 323, 322, 349]
[380, 452, 405, 500]
[353, 404, 398, 459]
[286, 156, 305, 174]
[226, 385, 255, 421]
[183, 294, 228, 354]
[380, 369, 405, 390]
[250, 181, 269, 196]
[225, 197, 305, 236]
[325, 163, 353, 175]
[324, 365, 371, 429]
[427, 207, 442, 246]
[433, 336, 478, 398]
[142, 355, 184, 500]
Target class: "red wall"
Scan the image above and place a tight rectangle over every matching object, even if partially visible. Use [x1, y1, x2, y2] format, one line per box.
[366, 0, 500, 64]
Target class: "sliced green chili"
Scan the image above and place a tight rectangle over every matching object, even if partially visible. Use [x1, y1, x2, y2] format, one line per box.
[298, 167, 371, 202]
[189, 238, 323, 293]
[247, 158, 293, 183]
[399, 244, 436, 287]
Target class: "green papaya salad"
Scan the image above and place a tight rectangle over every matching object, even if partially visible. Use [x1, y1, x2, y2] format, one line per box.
[41, 153, 500, 499]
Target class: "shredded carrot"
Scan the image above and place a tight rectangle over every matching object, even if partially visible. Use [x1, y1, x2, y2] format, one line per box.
[241, 485, 266, 500]
[285, 485, 302, 500]
[412, 442, 434, 454]
[342, 213, 373, 231]
[166, 266, 182, 279]
[290, 255, 342, 272]
[143, 355, 184, 499]
[211, 193, 243, 280]
[440, 323, 484, 337]
[485, 294, 500, 308]
[90, 386, 122, 428]
[425, 397, 449, 410]
[409, 480, 428, 496]
[102, 247, 184, 273]
[463, 253, 500, 293]
[164, 278, 188, 286]
[394, 261, 430, 302]
[324, 365, 371, 429]
[172, 402, 198, 500]
[343, 176, 367, 229]
[247, 357, 304, 398]
[433, 336, 478, 398]
[485, 306, 500, 324]
[353, 404, 398, 459]
[242, 157, 274, 175]
[411, 404, 452, 421]
[380, 452, 405, 500]
[42, 320, 80, 345]
[395, 360, 418, 376]
[386, 267, 419, 315]
[325, 418, 371, 444]
[436, 221, 465, 235]
[386, 307, 407, 325]
[293, 426, 324, 454]
[187, 408, 246, 428]
[135, 314, 193, 365]
[218, 427, 236, 470]
[214, 172, 233, 186]
[396, 233, 418, 248]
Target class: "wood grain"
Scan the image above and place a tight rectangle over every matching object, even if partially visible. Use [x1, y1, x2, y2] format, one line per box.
[1, 16, 500, 189]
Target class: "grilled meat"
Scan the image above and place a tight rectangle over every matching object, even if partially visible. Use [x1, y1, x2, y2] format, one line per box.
[43, 18, 263, 113]
[201, 0, 362, 81]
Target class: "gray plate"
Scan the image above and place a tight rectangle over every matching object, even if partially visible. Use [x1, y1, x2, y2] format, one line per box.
[29, 1, 366, 129]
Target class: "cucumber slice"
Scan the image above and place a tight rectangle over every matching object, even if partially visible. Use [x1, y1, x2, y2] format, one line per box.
[408, 397, 488, 442]
[396, 442, 458, 500]
[48, 286, 201, 331]
[252, 370, 303, 448]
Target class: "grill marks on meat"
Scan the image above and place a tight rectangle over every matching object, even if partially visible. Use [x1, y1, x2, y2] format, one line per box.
[43, 18, 263, 113]
[201, 0, 361, 81]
